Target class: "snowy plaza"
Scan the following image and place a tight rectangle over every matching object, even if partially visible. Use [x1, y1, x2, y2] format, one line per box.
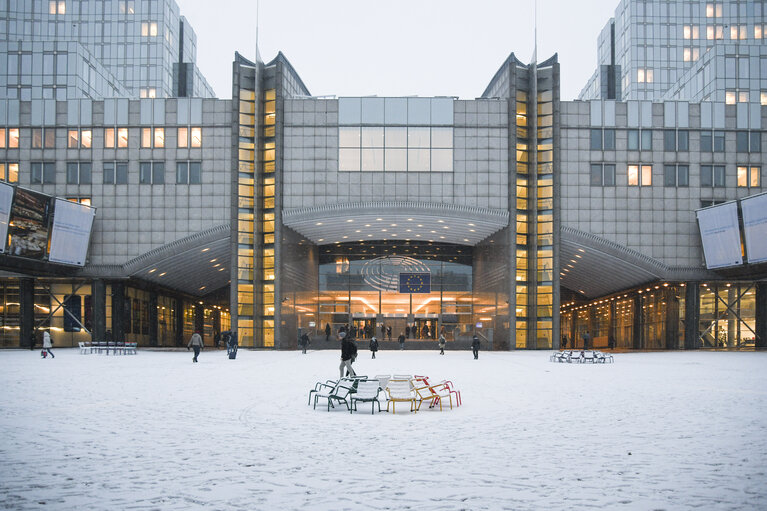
[1, 348, 766, 510]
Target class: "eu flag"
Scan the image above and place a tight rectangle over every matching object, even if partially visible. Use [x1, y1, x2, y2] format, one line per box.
[399, 272, 431, 294]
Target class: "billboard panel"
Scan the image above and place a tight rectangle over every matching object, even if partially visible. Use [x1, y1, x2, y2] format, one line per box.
[7, 188, 51, 259]
[696, 202, 743, 269]
[48, 199, 96, 266]
[741, 193, 767, 264]
[0, 182, 14, 253]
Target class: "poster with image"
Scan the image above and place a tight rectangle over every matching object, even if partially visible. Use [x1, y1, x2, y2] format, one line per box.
[7, 188, 51, 260]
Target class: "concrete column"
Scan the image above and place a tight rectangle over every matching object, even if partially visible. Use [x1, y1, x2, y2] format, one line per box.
[92, 279, 106, 342]
[175, 298, 185, 346]
[111, 282, 125, 341]
[684, 283, 699, 349]
[148, 292, 158, 346]
[632, 295, 642, 350]
[665, 287, 680, 350]
[20, 278, 35, 349]
[194, 301, 204, 339]
[756, 283, 767, 349]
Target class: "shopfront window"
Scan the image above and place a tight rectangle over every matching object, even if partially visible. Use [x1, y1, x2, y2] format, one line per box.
[698, 283, 756, 349]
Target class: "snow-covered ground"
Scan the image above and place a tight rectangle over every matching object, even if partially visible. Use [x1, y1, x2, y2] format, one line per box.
[1, 348, 766, 510]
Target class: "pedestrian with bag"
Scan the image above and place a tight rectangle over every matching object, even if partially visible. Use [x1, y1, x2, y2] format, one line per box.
[369, 336, 379, 359]
[438, 334, 446, 355]
[42, 330, 54, 359]
[187, 331, 204, 363]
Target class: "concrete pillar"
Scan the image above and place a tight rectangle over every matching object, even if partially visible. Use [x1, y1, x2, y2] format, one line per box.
[194, 301, 204, 339]
[20, 278, 35, 349]
[92, 279, 106, 342]
[632, 295, 642, 350]
[684, 283, 699, 349]
[149, 292, 158, 346]
[175, 298, 184, 346]
[111, 282, 125, 341]
[756, 283, 767, 349]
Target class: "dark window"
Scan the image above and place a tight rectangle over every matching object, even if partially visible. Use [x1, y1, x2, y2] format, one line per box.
[139, 162, 152, 184]
[664, 165, 677, 186]
[31, 162, 55, 184]
[713, 165, 725, 186]
[590, 164, 603, 185]
[664, 130, 676, 151]
[604, 129, 615, 150]
[603, 164, 615, 186]
[66, 162, 90, 184]
[701, 165, 712, 187]
[701, 132, 712, 152]
[103, 162, 115, 184]
[189, 162, 201, 184]
[176, 162, 188, 184]
[750, 132, 761, 152]
[63, 295, 82, 332]
[66, 162, 79, 184]
[116, 162, 128, 184]
[152, 162, 164, 184]
[628, 129, 639, 150]
[641, 130, 652, 150]
[678, 130, 689, 151]
[590, 129, 602, 150]
[678, 165, 689, 187]
[79, 163, 91, 184]
[737, 131, 749, 152]
[713, 131, 725, 152]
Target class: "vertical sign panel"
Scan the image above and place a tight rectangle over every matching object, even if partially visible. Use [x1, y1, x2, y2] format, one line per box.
[48, 199, 96, 266]
[696, 202, 743, 269]
[741, 193, 767, 264]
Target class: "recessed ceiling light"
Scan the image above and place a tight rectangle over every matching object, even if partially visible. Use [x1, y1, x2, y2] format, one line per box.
[159, 272, 166, 277]
[407, 218, 413, 221]
[382, 229, 387, 232]
[469, 229, 475, 232]
[391, 224, 397, 227]
[316, 222, 323, 226]
[342, 236, 348, 239]
[210, 258, 217, 263]
[406, 229, 411, 232]
[438, 220, 444, 223]
[417, 224, 423, 227]
[318, 238, 324, 242]
[376, 218, 383, 221]
[355, 230, 361, 233]
[346, 219, 353, 223]
[201, 248, 210, 252]
[148, 268, 156, 273]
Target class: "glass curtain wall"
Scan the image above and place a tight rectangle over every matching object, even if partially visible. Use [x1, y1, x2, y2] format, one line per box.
[259, 89, 277, 346]
[536, 85, 554, 349]
[515, 87, 530, 348]
[698, 282, 757, 348]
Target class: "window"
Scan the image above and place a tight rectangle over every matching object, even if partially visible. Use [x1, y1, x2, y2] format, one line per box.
[105, 128, 115, 148]
[117, 128, 128, 148]
[664, 130, 676, 151]
[628, 130, 639, 150]
[66, 162, 92, 184]
[68, 130, 79, 148]
[0, 163, 19, 183]
[590, 129, 602, 150]
[713, 131, 725, 152]
[176, 162, 202, 184]
[701, 165, 726, 187]
[103, 162, 128, 184]
[141, 22, 158, 37]
[628, 164, 652, 186]
[736, 131, 761, 152]
[637, 68, 653, 83]
[153, 128, 164, 148]
[683, 47, 700, 62]
[119, 0, 135, 14]
[66, 197, 91, 206]
[49, 0, 65, 14]
[31, 162, 56, 184]
[177, 127, 188, 148]
[141, 128, 164, 148]
[190, 127, 202, 148]
[81, 130, 92, 148]
[141, 128, 151, 148]
[678, 131, 689, 151]
[701, 132, 712, 152]
[139, 88, 157, 98]
[8, 128, 19, 148]
[140, 162, 165, 184]
[683, 25, 700, 39]
[0, 128, 4, 148]
[641, 130, 652, 151]
[664, 164, 689, 187]
[590, 163, 615, 186]
[737, 166, 760, 188]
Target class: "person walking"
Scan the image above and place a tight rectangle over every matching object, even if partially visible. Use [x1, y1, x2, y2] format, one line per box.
[369, 336, 379, 359]
[561, 334, 568, 349]
[42, 330, 54, 359]
[386, 325, 392, 341]
[299, 332, 310, 354]
[471, 334, 480, 360]
[325, 323, 331, 342]
[438, 334, 446, 355]
[340, 336, 357, 379]
[582, 330, 591, 350]
[188, 331, 204, 363]
[398, 332, 405, 350]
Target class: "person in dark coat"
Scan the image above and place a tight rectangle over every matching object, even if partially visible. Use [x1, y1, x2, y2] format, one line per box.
[325, 323, 331, 342]
[398, 332, 405, 350]
[582, 330, 591, 350]
[340, 336, 357, 379]
[386, 325, 392, 341]
[471, 334, 480, 359]
[299, 332, 310, 354]
[214, 331, 221, 349]
[369, 336, 379, 359]
[561, 334, 568, 349]
[422, 325, 430, 339]
[405, 325, 410, 339]
[380, 324, 386, 340]
[438, 334, 446, 355]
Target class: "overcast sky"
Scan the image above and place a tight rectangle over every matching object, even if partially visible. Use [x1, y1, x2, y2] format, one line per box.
[175, 0, 620, 101]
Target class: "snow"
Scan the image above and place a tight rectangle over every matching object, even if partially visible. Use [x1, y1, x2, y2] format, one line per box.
[1, 348, 766, 510]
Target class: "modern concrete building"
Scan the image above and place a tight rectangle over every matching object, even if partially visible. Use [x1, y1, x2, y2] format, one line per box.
[0, 0, 765, 351]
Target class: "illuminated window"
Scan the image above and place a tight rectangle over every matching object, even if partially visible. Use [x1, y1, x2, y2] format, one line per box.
[141, 22, 158, 37]
[683, 48, 699, 62]
[141, 128, 151, 148]
[80, 129, 92, 148]
[119, 0, 135, 14]
[683, 25, 699, 39]
[32, 129, 43, 149]
[0, 163, 19, 183]
[725, 91, 736, 105]
[49, 1, 65, 14]
[153, 128, 164, 148]
[0, 129, 4, 148]
[139, 88, 156, 98]
[628, 164, 652, 186]
[68, 129, 79, 148]
[191, 127, 202, 147]
[67, 197, 91, 206]
[756, 26, 763, 40]
[737, 166, 759, 188]
[637, 68, 653, 83]
[761, 92, 766, 106]
[177, 127, 188, 148]
[105, 128, 115, 148]
[117, 128, 128, 148]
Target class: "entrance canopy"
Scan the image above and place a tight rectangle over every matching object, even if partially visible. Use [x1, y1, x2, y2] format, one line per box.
[283, 202, 509, 246]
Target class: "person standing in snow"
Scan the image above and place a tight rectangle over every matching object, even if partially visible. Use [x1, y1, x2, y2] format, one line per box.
[187, 331, 203, 363]
[582, 330, 591, 350]
[299, 332, 310, 354]
[438, 334, 446, 355]
[42, 331, 54, 359]
[471, 334, 480, 360]
[369, 336, 379, 359]
[340, 335, 357, 379]
[398, 332, 405, 350]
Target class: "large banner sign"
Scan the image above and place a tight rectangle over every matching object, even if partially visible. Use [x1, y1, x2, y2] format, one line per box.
[696, 202, 743, 269]
[48, 198, 96, 266]
[0, 182, 14, 253]
[741, 193, 767, 265]
[7, 188, 51, 260]
[399, 272, 431, 294]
